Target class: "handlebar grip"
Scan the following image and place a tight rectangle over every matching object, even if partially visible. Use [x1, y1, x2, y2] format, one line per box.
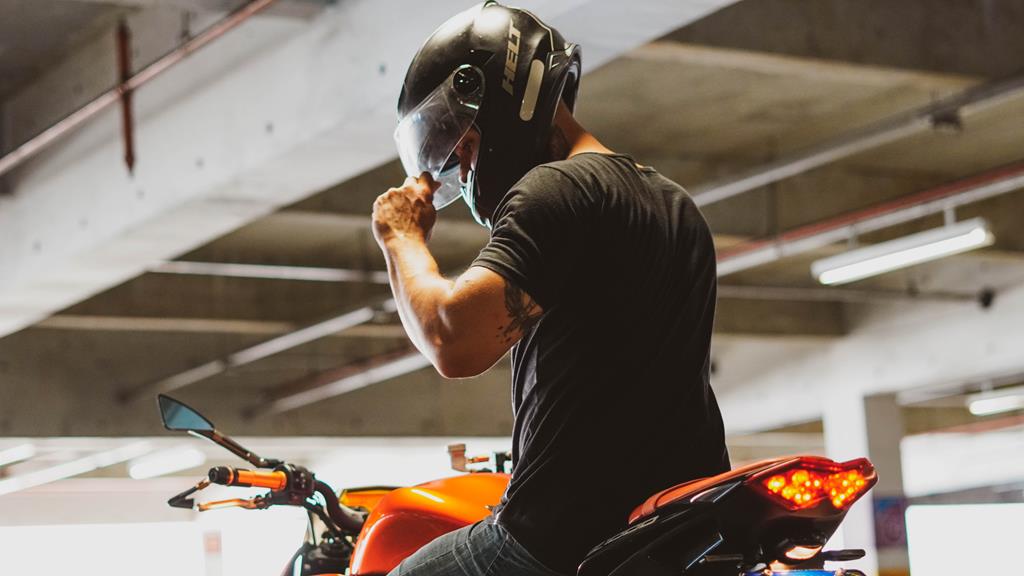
[208, 466, 287, 491]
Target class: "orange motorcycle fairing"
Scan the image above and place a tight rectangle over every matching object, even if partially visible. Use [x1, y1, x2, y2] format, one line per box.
[349, 473, 510, 576]
[340, 486, 399, 515]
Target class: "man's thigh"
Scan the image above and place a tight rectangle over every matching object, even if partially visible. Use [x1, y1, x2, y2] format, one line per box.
[387, 519, 501, 576]
[387, 517, 562, 576]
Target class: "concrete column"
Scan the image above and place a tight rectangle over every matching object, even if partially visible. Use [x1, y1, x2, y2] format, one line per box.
[823, 392, 909, 576]
[823, 386, 877, 575]
[863, 394, 910, 576]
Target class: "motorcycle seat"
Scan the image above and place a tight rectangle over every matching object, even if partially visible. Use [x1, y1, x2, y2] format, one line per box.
[628, 457, 792, 525]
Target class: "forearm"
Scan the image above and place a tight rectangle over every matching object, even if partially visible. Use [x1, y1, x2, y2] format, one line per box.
[381, 235, 455, 362]
[371, 175, 513, 378]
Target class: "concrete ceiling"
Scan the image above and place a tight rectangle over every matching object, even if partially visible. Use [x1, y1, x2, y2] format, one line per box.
[0, 0, 123, 101]
[1, 0, 1023, 445]
[665, 0, 1024, 79]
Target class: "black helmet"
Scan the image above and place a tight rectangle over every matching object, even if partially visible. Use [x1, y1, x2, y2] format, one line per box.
[395, 1, 581, 227]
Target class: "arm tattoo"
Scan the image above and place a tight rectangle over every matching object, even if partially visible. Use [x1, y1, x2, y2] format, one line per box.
[500, 282, 542, 344]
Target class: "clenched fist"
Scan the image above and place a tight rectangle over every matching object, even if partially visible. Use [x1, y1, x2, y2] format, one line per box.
[372, 174, 440, 246]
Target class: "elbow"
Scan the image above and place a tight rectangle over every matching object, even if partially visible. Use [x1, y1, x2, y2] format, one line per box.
[425, 302, 495, 378]
[433, 351, 486, 379]
[431, 336, 489, 379]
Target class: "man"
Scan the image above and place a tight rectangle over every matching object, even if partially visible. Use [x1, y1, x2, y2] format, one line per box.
[372, 3, 729, 576]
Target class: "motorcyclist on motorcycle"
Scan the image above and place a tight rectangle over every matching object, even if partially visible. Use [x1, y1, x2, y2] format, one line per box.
[371, 3, 731, 575]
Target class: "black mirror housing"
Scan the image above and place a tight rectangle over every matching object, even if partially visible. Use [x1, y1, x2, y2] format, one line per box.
[156, 394, 281, 469]
[158, 394, 216, 432]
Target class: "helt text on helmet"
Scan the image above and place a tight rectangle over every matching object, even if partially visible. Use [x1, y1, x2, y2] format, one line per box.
[502, 20, 521, 95]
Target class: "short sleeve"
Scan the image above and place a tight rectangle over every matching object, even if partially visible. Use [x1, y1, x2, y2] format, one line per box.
[471, 166, 585, 309]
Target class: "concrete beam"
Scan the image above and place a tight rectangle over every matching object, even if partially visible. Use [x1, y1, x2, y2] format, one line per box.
[41, 284, 859, 338]
[666, 0, 1024, 79]
[0, 0, 737, 339]
[60, 272, 390, 322]
[37, 313, 423, 339]
[175, 209, 488, 273]
[712, 282, 1024, 434]
[0, 321, 514, 436]
[715, 298, 847, 336]
[629, 41, 976, 90]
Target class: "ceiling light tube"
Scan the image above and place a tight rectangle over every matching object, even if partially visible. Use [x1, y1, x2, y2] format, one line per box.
[968, 385, 1024, 416]
[0, 442, 151, 497]
[0, 444, 36, 468]
[811, 218, 994, 285]
[128, 447, 207, 479]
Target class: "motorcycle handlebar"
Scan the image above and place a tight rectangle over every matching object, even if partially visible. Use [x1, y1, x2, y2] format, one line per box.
[204, 466, 364, 534]
[208, 466, 288, 491]
[315, 479, 366, 533]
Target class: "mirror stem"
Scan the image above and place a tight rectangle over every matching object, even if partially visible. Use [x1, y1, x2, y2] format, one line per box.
[189, 429, 282, 469]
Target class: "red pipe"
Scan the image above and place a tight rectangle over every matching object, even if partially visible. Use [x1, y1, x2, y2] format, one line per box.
[117, 19, 135, 174]
[718, 161, 1024, 263]
[0, 0, 281, 178]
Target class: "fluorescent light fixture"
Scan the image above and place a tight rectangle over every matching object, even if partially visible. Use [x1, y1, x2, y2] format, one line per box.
[0, 442, 151, 496]
[129, 447, 207, 479]
[0, 444, 36, 467]
[968, 385, 1024, 416]
[811, 218, 994, 285]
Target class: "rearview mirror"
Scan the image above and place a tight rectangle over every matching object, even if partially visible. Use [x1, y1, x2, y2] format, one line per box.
[158, 394, 215, 432]
[156, 394, 281, 469]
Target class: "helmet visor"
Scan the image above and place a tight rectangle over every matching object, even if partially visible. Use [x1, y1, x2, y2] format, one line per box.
[395, 66, 484, 210]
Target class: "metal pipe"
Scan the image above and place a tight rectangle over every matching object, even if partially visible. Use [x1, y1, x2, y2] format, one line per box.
[117, 19, 136, 174]
[716, 284, 986, 305]
[691, 73, 1024, 207]
[150, 260, 391, 283]
[119, 300, 393, 401]
[248, 345, 419, 417]
[717, 161, 1024, 276]
[0, 0, 281, 178]
[259, 350, 432, 416]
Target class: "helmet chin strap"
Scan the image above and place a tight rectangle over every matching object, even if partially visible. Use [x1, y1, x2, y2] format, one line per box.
[460, 169, 491, 229]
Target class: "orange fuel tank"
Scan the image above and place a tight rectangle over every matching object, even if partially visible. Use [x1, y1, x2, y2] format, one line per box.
[349, 473, 510, 576]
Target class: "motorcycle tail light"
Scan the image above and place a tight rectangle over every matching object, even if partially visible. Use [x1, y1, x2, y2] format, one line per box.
[751, 456, 876, 511]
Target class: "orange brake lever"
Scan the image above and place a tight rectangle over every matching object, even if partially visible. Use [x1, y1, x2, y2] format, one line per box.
[197, 495, 269, 512]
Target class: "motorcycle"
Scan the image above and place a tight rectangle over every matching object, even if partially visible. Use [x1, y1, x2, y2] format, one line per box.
[157, 394, 877, 576]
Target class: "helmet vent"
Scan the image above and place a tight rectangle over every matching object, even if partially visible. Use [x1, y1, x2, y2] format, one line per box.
[453, 66, 484, 98]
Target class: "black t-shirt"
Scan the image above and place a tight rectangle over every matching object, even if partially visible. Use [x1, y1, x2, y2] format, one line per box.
[472, 152, 729, 574]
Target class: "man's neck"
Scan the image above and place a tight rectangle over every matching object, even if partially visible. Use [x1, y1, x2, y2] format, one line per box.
[551, 102, 614, 160]
[567, 131, 614, 158]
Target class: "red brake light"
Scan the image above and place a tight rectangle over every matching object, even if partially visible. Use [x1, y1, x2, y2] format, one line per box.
[752, 456, 876, 511]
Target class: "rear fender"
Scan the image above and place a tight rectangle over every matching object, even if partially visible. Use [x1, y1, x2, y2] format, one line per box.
[578, 509, 723, 576]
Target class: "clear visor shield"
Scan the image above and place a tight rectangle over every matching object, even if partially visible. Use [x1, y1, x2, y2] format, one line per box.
[395, 66, 484, 210]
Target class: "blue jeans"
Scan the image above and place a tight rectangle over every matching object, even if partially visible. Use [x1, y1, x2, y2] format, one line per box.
[387, 516, 567, 576]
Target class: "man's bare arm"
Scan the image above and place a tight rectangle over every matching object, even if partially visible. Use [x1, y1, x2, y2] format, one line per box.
[373, 176, 542, 378]
[382, 236, 541, 377]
